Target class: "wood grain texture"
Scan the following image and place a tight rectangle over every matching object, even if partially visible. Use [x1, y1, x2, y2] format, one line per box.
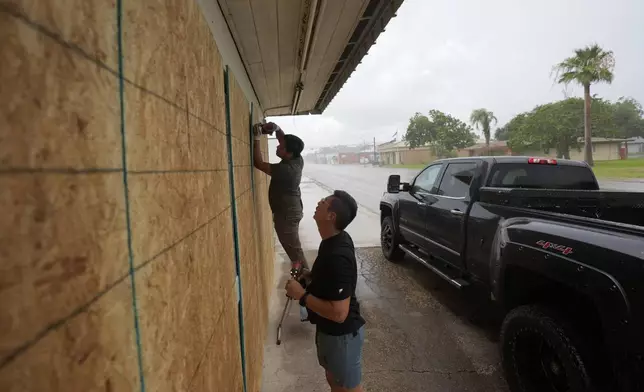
[185, 7, 227, 127]
[124, 85, 228, 172]
[0, 173, 128, 363]
[123, 0, 194, 108]
[192, 291, 244, 391]
[0, 13, 121, 169]
[135, 212, 236, 391]
[0, 279, 139, 392]
[1, 0, 119, 68]
[128, 171, 231, 265]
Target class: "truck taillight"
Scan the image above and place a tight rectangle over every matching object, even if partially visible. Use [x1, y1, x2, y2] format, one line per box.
[528, 157, 557, 165]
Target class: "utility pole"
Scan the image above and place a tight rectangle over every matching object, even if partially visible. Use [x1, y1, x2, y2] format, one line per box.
[373, 137, 377, 164]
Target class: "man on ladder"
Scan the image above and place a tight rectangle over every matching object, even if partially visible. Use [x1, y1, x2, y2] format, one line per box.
[252, 121, 309, 320]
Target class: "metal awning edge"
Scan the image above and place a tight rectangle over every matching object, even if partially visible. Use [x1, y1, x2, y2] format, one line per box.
[302, 0, 404, 115]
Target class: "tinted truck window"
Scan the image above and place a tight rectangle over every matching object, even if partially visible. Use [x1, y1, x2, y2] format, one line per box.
[437, 162, 478, 197]
[487, 163, 599, 190]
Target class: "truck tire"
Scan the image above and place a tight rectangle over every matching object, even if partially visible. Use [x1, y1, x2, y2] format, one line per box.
[500, 305, 596, 392]
[381, 216, 405, 262]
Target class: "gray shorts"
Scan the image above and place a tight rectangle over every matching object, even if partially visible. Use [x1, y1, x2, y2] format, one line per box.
[315, 326, 365, 389]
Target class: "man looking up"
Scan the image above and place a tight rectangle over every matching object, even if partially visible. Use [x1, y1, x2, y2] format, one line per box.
[252, 122, 308, 269]
[285, 190, 366, 392]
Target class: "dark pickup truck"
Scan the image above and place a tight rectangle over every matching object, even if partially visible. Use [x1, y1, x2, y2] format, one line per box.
[379, 156, 644, 392]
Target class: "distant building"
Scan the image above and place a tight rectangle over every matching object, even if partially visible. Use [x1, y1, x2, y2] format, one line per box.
[627, 137, 644, 157]
[456, 140, 511, 157]
[518, 137, 629, 161]
[377, 140, 436, 165]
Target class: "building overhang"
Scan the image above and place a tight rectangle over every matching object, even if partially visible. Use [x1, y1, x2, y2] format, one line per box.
[217, 0, 403, 116]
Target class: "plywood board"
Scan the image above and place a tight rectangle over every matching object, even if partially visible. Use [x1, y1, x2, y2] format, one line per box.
[2, 0, 119, 69]
[124, 85, 229, 172]
[185, 7, 227, 127]
[192, 290, 244, 391]
[128, 171, 231, 265]
[228, 71, 251, 144]
[0, 13, 121, 169]
[123, 0, 191, 107]
[0, 173, 128, 363]
[0, 278, 139, 392]
[135, 210, 236, 391]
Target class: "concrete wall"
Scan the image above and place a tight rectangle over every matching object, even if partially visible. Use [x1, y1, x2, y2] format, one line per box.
[1, 1, 273, 391]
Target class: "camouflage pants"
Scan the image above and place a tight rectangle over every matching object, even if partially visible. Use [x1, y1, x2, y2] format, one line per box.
[273, 209, 307, 269]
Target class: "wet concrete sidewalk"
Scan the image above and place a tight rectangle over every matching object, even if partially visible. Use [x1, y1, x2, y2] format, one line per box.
[261, 179, 508, 392]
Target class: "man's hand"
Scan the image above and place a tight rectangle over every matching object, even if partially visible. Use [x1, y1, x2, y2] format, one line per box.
[285, 279, 305, 300]
[252, 123, 263, 140]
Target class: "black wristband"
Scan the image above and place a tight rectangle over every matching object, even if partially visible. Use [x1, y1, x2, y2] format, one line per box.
[299, 292, 310, 307]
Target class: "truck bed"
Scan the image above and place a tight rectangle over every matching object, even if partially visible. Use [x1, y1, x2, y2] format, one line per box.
[479, 187, 644, 228]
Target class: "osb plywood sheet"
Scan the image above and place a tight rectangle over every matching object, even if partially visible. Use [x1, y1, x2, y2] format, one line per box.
[234, 165, 252, 200]
[237, 177, 270, 392]
[185, 10, 226, 126]
[235, 192, 256, 260]
[0, 174, 128, 363]
[192, 291, 243, 391]
[128, 171, 231, 265]
[255, 137, 276, 297]
[136, 211, 236, 391]
[124, 85, 228, 171]
[0, 13, 121, 169]
[0, 278, 139, 392]
[122, 0, 198, 108]
[228, 71, 251, 144]
[2, 0, 119, 68]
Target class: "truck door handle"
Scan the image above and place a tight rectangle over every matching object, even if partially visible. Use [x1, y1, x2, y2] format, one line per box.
[417, 201, 426, 206]
[450, 209, 464, 216]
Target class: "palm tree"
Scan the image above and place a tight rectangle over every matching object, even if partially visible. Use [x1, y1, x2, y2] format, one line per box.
[552, 44, 615, 166]
[470, 109, 497, 154]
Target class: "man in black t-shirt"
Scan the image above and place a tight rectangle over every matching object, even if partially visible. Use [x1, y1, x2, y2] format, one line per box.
[285, 190, 366, 392]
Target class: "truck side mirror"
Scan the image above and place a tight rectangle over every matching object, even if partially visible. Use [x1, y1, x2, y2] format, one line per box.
[387, 175, 401, 193]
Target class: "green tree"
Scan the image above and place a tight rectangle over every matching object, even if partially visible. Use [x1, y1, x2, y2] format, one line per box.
[494, 126, 509, 141]
[507, 98, 615, 159]
[552, 44, 615, 166]
[469, 108, 498, 151]
[612, 97, 644, 138]
[404, 110, 476, 157]
[428, 110, 477, 156]
[404, 112, 434, 149]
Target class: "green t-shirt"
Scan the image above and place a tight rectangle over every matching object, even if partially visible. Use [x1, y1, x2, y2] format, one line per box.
[268, 156, 304, 215]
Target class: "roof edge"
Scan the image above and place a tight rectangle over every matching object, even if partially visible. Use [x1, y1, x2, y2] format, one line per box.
[304, 0, 404, 115]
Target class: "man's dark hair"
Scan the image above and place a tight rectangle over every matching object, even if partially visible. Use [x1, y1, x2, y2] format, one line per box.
[329, 190, 358, 230]
[284, 134, 304, 158]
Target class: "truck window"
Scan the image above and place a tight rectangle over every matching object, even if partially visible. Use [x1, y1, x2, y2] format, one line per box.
[437, 162, 478, 198]
[413, 164, 442, 193]
[487, 163, 599, 190]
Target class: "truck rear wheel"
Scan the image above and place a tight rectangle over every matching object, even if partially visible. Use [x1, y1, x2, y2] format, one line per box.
[381, 216, 404, 261]
[500, 305, 596, 392]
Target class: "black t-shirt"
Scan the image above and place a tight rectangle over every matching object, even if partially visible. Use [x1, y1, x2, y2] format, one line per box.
[305, 231, 365, 336]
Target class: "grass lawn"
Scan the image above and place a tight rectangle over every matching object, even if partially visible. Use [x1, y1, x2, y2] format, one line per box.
[387, 158, 644, 179]
[591, 158, 644, 179]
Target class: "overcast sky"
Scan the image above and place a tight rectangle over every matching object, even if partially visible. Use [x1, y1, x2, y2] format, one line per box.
[267, 0, 644, 152]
